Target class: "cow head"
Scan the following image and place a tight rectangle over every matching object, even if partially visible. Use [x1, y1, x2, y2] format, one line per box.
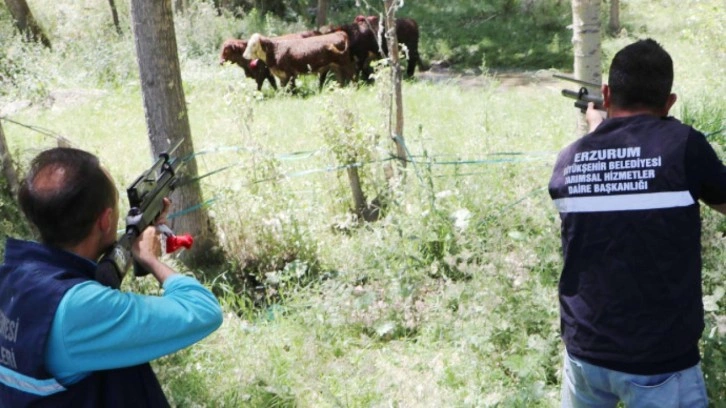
[220, 39, 247, 65]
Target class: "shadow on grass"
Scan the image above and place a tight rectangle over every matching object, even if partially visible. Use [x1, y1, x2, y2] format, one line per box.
[407, 3, 573, 71]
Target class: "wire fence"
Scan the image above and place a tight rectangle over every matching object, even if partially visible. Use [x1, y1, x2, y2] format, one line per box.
[9, 115, 723, 220]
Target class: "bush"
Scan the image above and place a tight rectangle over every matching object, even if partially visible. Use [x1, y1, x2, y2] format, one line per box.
[0, 178, 33, 260]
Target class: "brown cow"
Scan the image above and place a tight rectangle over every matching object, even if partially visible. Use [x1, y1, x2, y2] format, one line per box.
[355, 15, 420, 79]
[219, 38, 277, 91]
[330, 20, 379, 83]
[243, 31, 355, 90]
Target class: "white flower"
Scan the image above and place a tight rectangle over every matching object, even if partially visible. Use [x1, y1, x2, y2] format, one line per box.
[451, 208, 471, 231]
[435, 190, 454, 199]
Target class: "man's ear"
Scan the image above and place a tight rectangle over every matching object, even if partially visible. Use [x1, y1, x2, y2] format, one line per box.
[97, 208, 114, 234]
[662, 93, 677, 116]
[601, 84, 611, 109]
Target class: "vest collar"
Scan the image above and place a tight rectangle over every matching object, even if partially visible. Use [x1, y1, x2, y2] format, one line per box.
[3, 238, 97, 281]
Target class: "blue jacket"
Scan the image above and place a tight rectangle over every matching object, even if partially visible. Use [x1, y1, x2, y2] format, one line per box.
[0, 238, 223, 407]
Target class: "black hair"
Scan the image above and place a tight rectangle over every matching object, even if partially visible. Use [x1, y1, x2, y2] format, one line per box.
[608, 38, 674, 110]
[18, 148, 117, 247]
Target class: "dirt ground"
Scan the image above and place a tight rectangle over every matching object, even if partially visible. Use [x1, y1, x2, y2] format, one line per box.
[416, 64, 565, 91]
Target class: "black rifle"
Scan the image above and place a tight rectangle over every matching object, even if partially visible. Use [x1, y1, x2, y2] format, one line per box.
[95, 139, 186, 289]
[554, 74, 604, 113]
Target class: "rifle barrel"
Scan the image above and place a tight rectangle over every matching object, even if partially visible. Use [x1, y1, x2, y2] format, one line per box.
[554, 74, 601, 89]
[561, 89, 603, 103]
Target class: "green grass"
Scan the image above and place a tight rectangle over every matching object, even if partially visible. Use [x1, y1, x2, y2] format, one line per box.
[1, 0, 725, 406]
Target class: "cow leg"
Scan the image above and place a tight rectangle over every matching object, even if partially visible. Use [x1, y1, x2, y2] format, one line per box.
[267, 72, 278, 90]
[406, 44, 419, 78]
[340, 64, 355, 87]
[254, 71, 265, 91]
[280, 75, 291, 89]
[357, 55, 373, 83]
[319, 69, 329, 90]
[282, 76, 297, 94]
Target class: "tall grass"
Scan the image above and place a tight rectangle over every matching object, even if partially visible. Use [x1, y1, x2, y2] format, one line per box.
[1, 0, 724, 406]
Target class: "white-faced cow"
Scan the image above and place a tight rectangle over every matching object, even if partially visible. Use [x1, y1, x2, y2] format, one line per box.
[219, 38, 277, 91]
[243, 31, 355, 91]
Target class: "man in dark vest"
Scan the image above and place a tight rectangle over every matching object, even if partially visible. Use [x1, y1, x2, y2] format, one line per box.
[549, 39, 726, 407]
[0, 148, 223, 407]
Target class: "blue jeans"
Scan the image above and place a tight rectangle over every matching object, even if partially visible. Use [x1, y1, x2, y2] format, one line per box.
[561, 351, 708, 408]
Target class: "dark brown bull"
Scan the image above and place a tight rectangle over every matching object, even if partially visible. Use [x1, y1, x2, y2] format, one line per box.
[357, 15, 420, 78]
[243, 31, 355, 90]
[329, 19, 379, 82]
[219, 38, 277, 91]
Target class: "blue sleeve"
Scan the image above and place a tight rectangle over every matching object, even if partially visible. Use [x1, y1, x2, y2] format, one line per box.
[45, 274, 223, 385]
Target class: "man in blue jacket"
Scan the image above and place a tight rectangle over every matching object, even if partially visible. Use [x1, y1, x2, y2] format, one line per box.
[0, 147, 224, 407]
[549, 39, 726, 407]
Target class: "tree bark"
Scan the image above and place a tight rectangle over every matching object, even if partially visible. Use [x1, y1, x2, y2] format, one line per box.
[608, 0, 620, 35]
[316, 0, 328, 27]
[571, 0, 602, 136]
[129, 0, 220, 266]
[4, 0, 51, 48]
[346, 167, 366, 219]
[0, 120, 19, 197]
[384, 0, 406, 169]
[108, 0, 122, 36]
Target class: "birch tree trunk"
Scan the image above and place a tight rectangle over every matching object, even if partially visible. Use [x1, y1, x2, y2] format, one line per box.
[129, 0, 220, 266]
[571, 0, 602, 135]
[316, 0, 328, 27]
[384, 0, 406, 169]
[0, 120, 19, 197]
[4, 0, 51, 48]
[609, 0, 620, 34]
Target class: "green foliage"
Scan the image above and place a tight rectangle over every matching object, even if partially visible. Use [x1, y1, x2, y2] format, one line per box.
[679, 100, 726, 148]
[175, 2, 244, 60]
[0, 36, 52, 102]
[0, 179, 33, 260]
[702, 316, 726, 406]
[407, 0, 572, 69]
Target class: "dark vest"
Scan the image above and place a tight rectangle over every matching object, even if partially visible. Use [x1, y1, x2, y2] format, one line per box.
[0, 238, 169, 407]
[549, 115, 704, 374]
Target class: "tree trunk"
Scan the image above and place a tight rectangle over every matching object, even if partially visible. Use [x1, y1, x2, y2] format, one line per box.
[0, 120, 19, 197]
[384, 0, 406, 169]
[346, 167, 366, 219]
[571, 0, 602, 136]
[108, 0, 122, 35]
[608, 0, 620, 35]
[316, 0, 328, 27]
[4, 0, 51, 48]
[129, 0, 220, 267]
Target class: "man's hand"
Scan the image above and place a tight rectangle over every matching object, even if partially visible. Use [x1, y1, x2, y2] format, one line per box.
[131, 198, 175, 284]
[586, 102, 606, 132]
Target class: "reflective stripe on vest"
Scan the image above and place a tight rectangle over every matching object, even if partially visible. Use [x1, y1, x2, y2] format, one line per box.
[553, 190, 695, 213]
[0, 364, 66, 396]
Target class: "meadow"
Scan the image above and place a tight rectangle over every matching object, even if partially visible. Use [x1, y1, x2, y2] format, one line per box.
[1, 0, 725, 406]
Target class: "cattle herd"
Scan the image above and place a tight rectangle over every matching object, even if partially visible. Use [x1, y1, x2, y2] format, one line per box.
[219, 15, 420, 92]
